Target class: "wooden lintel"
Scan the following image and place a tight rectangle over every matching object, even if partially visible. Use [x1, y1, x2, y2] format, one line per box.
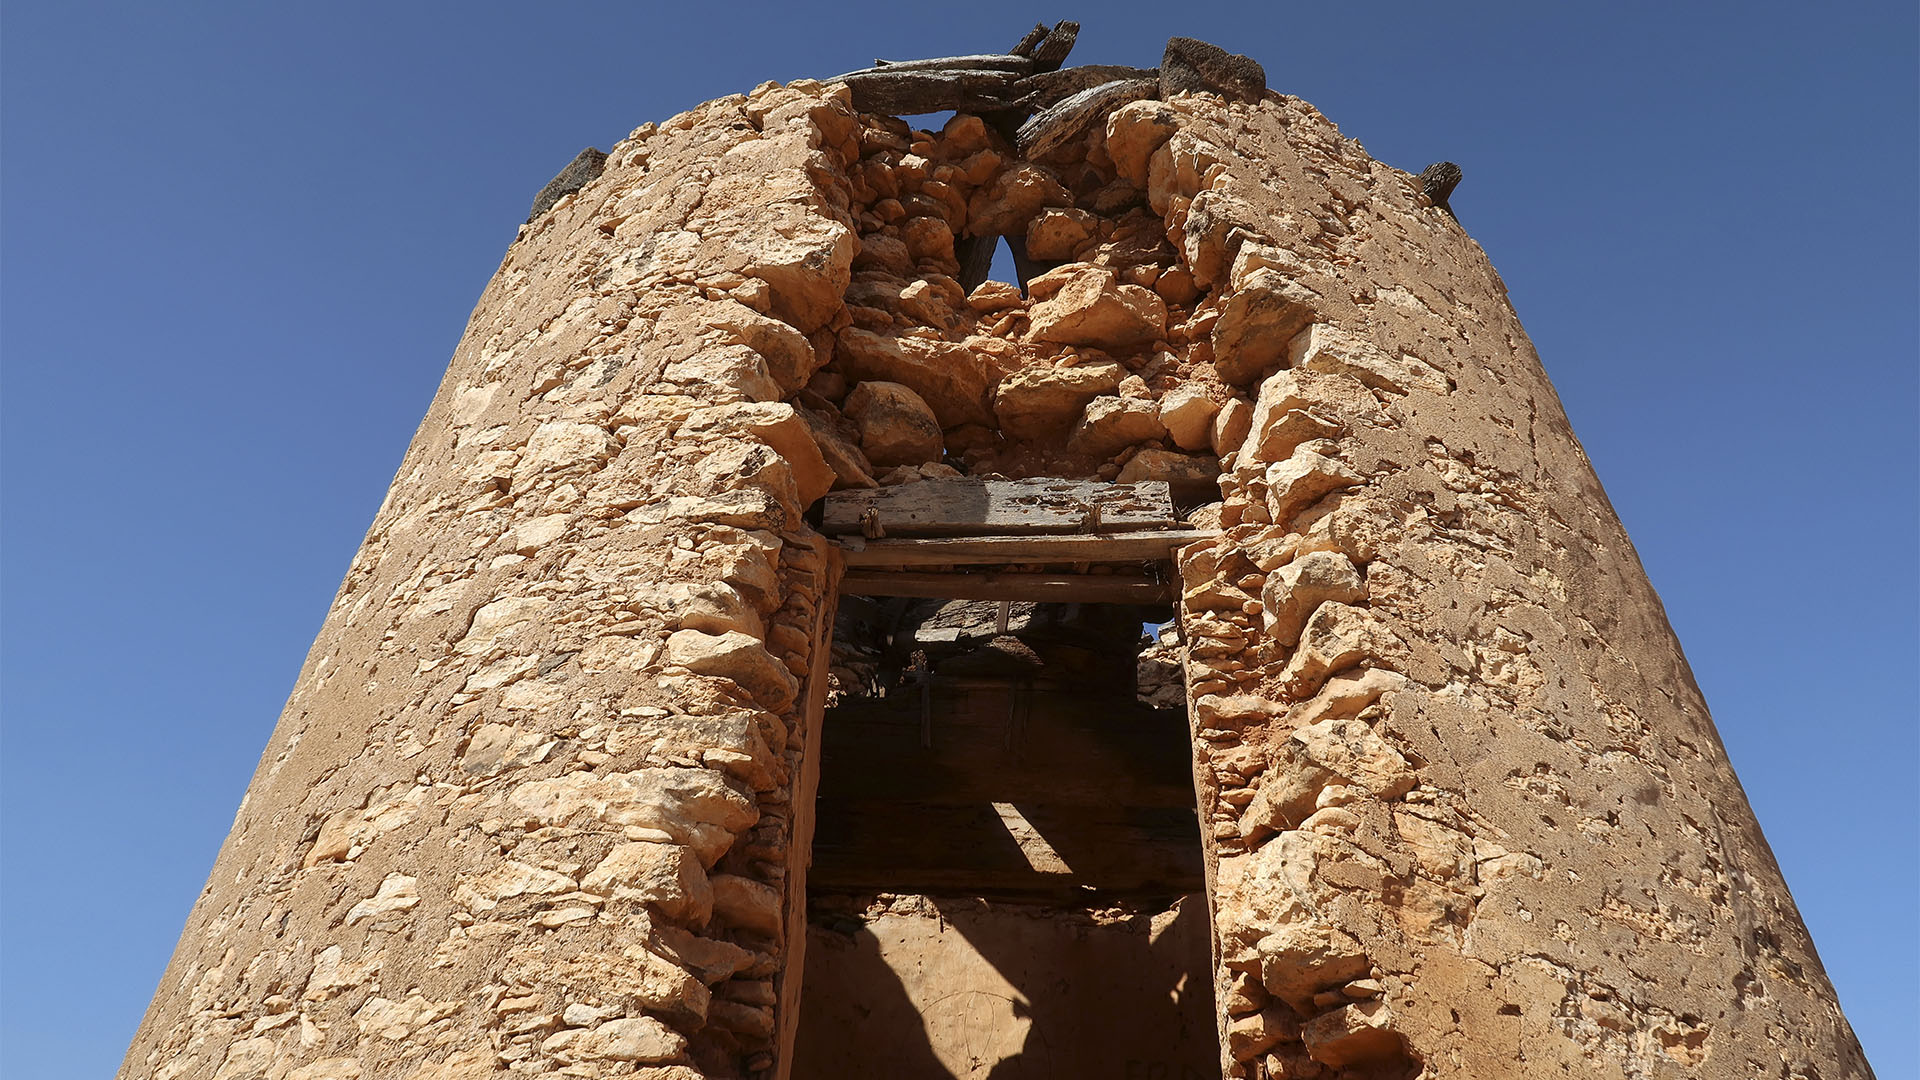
[822, 478, 1176, 538]
[838, 528, 1217, 567]
[841, 569, 1172, 604]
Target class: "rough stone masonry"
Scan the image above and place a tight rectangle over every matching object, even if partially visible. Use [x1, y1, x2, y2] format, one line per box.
[121, 29, 1870, 1080]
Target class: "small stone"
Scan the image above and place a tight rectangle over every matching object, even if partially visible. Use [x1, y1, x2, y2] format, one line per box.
[666, 630, 799, 712]
[1157, 385, 1220, 450]
[711, 873, 782, 936]
[581, 841, 713, 924]
[1301, 1000, 1405, 1067]
[966, 162, 1072, 238]
[1212, 269, 1317, 384]
[842, 380, 944, 468]
[967, 280, 1025, 313]
[1068, 395, 1167, 459]
[1116, 448, 1220, 492]
[1028, 266, 1168, 350]
[1026, 208, 1097, 260]
[1263, 551, 1367, 646]
[993, 361, 1125, 440]
[1266, 448, 1363, 524]
[1105, 99, 1181, 187]
[576, 1016, 688, 1063]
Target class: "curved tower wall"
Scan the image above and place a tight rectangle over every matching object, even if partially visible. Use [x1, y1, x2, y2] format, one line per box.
[122, 78, 1868, 1080]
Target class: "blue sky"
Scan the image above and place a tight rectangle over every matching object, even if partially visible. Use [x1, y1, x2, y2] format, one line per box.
[2, 2, 1914, 1076]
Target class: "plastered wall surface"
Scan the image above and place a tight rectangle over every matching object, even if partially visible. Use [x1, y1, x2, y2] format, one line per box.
[123, 76, 1868, 1080]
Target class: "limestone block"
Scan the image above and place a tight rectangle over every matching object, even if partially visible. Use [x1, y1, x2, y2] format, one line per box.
[679, 583, 765, 640]
[515, 421, 613, 484]
[1278, 603, 1399, 700]
[733, 209, 855, 332]
[666, 630, 799, 712]
[1245, 368, 1374, 452]
[967, 279, 1025, 313]
[1068, 395, 1167, 459]
[797, 406, 877, 490]
[1211, 397, 1253, 458]
[1292, 716, 1416, 800]
[1265, 448, 1363, 523]
[1025, 207, 1097, 260]
[581, 841, 713, 924]
[505, 769, 757, 867]
[900, 216, 955, 263]
[345, 873, 420, 926]
[576, 1016, 688, 1063]
[1244, 408, 1343, 466]
[992, 361, 1126, 441]
[842, 380, 943, 468]
[1117, 447, 1220, 488]
[1284, 667, 1408, 729]
[1239, 746, 1338, 841]
[835, 327, 994, 427]
[684, 402, 833, 506]
[1262, 550, 1367, 646]
[1288, 322, 1447, 395]
[661, 343, 782, 404]
[711, 874, 782, 936]
[1227, 1004, 1302, 1063]
[1212, 269, 1317, 385]
[1157, 385, 1219, 450]
[966, 162, 1071, 238]
[701, 299, 818, 392]
[1028, 267, 1168, 350]
[1105, 99, 1181, 187]
[1301, 1000, 1404, 1067]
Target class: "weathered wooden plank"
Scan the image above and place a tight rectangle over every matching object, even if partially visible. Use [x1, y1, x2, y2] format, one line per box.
[1029, 20, 1080, 72]
[822, 478, 1175, 536]
[833, 68, 1024, 115]
[1018, 77, 1160, 157]
[1011, 64, 1159, 110]
[841, 570, 1173, 604]
[839, 528, 1214, 567]
[860, 53, 1034, 75]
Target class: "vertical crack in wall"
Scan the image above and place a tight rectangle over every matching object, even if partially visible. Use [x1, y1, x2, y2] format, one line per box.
[122, 72, 1871, 1080]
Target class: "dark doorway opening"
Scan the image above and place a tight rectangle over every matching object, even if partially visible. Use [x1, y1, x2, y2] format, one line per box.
[791, 596, 1217, 1079]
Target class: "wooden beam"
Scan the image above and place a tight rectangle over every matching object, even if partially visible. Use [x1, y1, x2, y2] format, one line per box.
[837, 527, 1215, 567]
[841, 569, 1173, 603]
[822, 478, 1176, 537]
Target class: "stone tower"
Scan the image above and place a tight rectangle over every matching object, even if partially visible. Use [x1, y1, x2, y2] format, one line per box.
[121, 34, 1869, 1080]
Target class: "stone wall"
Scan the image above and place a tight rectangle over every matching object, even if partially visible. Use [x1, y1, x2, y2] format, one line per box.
[123, 75, 1869, 1080]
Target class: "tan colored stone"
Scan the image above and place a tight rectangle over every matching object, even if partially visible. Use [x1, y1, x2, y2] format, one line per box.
[1025, 208, 1096, 261]
[1068, 395, 1167, 459]
[1157, 385, 1219, 450]
[1265, 447, 1363, 523]
[1116, 448, 1220, 490]
[1105, 99, 1181, 187]
[710, 874, 782, 936]
[835, 327, 993, 427]
[1278, 603, 1399, 700]
[1212, 268, 1318, 384]
[1028, 267, 1167, 351]
[842, 380, 943, 468]
[1301, 1000, 1404, 1067]
[684, 402, 833, 506]
[666, 630, 798, 712]
[701, 299, 818, 392]
[581, 842, 713, 924]
[992, 361, 1125, 440]
[576, 1016, 688, 1063]
[797, 405, 877, 490]
[966, 162, 1071, 237]
[1263, 550, 1366, 646]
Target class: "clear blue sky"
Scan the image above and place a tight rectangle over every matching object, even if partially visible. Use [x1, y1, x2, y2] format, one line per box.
[2, 3, 1914, 1076]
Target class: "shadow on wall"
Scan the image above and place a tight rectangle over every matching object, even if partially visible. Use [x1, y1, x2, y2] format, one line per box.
[792, 893, 1218, 1079]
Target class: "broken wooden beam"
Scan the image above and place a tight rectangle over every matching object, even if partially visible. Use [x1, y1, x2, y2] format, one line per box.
[821, 478, 1177, 537]
[841, 570, 1174, 603]
[838, 528, 1216, 567]
[1017, 77, 1160, 157]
